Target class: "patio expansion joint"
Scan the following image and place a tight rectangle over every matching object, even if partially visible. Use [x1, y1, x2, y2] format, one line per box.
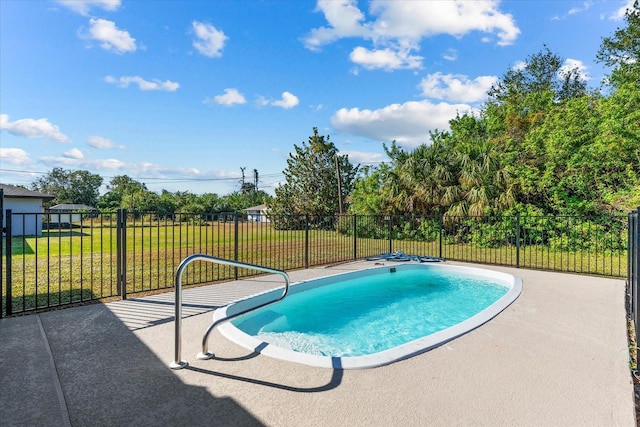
[36, 314, 72, 427]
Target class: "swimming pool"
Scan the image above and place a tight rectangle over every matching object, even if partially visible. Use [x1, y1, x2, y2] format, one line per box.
[217, 263, 522, 369]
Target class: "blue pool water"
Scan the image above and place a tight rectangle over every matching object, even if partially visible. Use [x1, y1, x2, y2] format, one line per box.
[230, 264, 513, 360]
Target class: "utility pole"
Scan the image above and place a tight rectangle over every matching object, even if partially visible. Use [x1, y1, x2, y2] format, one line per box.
[253, 169, 259, 191]
[335, 155, 343, 215]
[240, 167, 246, 189]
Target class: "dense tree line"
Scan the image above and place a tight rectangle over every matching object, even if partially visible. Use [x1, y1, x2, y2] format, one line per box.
[348, 4, 639, 218]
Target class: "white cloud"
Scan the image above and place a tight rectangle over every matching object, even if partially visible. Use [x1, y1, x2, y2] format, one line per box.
[331, 100, 475, 147]
[304, 0, 520, 70]
[39, 155, 125, 170]
[0, 148, 32, 165]
[86, 18, 136, 54]
[255, 96, 270, 107]
[568, 1, 592, 15]
[272, 92, 300, 109]
[192, 21, 227, 57]
[341, 150, 386, 165]
[56, 0, 120, 16]
[419, 72, 498, 103]
[63, 148, 84, 159]
[207, 88, 247, 106]
[350, 46, 422, 70]
[105, 75, 179, 91]
[257, 92, 300, 109]
[443, 48, 458, 61]
[132, 162, 201, 176]
[610, 0, 635, 20]
[87, 135, 124, 149]
[303, 0, 370, 51]
[368, 1, 520, 45]
[551, 1, 593, 20]
[38, 155, 203, 178]
[559, 58, 591, 81]
[0, 114, 69, 142]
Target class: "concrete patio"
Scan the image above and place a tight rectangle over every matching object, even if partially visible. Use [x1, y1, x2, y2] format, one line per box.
[0, 261, 635, 426]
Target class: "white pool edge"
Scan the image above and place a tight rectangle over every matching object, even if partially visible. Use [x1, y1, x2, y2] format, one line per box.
[217, 263, 522, 369]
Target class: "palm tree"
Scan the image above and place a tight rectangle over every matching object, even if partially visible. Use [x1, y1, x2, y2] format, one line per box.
[447, 138, 514, 217]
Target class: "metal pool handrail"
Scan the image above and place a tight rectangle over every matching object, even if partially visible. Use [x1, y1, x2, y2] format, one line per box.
[169, 254, 290, 369]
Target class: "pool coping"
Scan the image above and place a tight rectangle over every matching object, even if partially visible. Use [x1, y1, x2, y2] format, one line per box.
[217, 262, 522, 369]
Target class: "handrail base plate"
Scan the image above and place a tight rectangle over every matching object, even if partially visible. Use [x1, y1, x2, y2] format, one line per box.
[169, 360, 189, 370]
[197, 352, 214, 360]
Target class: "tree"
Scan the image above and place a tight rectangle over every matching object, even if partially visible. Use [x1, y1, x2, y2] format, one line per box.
[348, 164, 393, 215]
[488, 46, 587, 107]
[269, 128, 358, 221]
[424, 114, 513, 217]
[379, 138, 456, 216]
[221, 190, 270, 212]
[98, 175, 148, 210]
[106, 175, 147, 194]
[589, 82, 640, 212]
[597, 0, 640, 88]
[156, 190, 178, 218]
[31, 168, 102, 207]
[592, 1, 640, 211]
[240, 182, 257, 194]
[171, 191, 198, 211]
[486, 46, 588, 153]
[124, 190, 160, 216]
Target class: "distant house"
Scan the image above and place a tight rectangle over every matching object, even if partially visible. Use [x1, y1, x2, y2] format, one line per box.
[48, 203, 99, 226]
[0, 183, 54, 236]
[244, 204, 270, 222]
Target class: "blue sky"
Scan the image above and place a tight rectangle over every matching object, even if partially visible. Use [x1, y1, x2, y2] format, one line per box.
[0, 0, 634, 195]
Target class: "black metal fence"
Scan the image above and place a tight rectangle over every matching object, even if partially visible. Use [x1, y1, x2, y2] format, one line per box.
[0, 209, 631, 317]
[628, 207, 640, 365]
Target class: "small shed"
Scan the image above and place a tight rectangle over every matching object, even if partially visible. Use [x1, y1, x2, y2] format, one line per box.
[1, 183, 54, 236]
[244, 204, 270, 223]
[48, 204, 99, 226]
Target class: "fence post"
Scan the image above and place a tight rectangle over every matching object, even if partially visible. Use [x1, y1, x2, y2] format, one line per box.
[122, 209, 128, 300]
[4, 210, 12, 316]
[633, 208, 639, 366]
[439, 215, 443, 259]
[116, 209, 128, 300]
[305, 214, 309, 269]
[629, 211, 635, 321]
[515, 212, 521, 268]
[234, 213, 239, 280]
[353, 214, 357, 260]
[388, 216, 393, 254]
[116, 209, 121, 297]
[0, 191, 4, 318]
